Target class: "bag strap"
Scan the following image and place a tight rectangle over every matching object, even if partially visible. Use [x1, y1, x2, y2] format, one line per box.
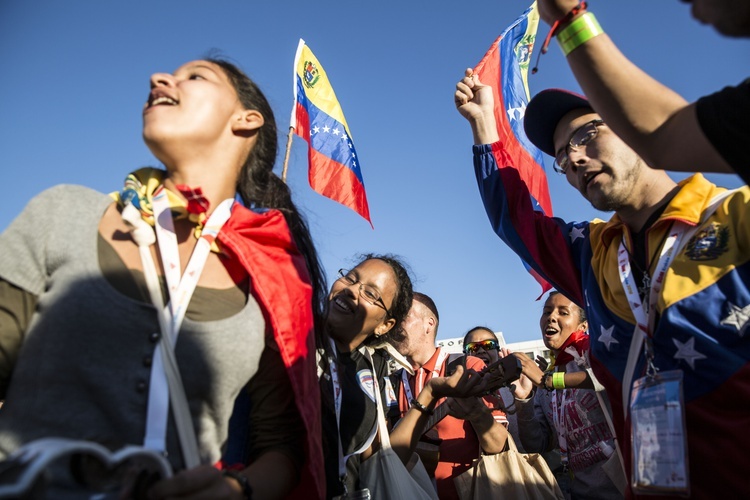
[364, 348, 392, 451]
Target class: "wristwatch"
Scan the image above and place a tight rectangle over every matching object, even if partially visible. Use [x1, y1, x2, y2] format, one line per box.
[539, 371, 553, 391]
[223, 469, 253, 499]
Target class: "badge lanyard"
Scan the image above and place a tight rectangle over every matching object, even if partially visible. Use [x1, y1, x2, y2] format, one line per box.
[401, 347, 448, 405]
[328, 338, 380, 495]
[141, 187, 234, 457]
[550, 377, 571, 467]
[619, 191, 735, 494]
[327, 337, 349, 487]
[618, 189, 737, 413]
[618, 223, 685, 414]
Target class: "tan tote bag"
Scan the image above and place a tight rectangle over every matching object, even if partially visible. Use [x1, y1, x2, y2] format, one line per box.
[454, 434, 564, 500]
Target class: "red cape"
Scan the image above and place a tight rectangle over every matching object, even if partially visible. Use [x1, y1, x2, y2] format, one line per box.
[219, 203, 323, 499]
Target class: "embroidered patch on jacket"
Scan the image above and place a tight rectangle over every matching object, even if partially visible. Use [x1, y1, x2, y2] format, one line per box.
[357, 369, 376, 402]
[684, 222, 729, 260]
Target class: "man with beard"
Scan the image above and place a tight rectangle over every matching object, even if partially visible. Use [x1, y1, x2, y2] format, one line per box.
[455, 71, 750, 498]
[386, 293, 508, 500]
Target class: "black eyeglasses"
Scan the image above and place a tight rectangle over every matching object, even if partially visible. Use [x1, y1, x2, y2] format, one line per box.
[554, 119, 605, 174]
[463, 339, 499, 355]
[336, 269, 389, 313]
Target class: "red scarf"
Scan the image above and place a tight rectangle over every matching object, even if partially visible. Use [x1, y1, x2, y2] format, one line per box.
[219, 204, 323, 499]
[553, 329, 589, 367]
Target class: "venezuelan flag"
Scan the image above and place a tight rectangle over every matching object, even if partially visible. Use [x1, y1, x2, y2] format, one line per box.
[291, 39, 372, 227]
[474, 2, 555, 294]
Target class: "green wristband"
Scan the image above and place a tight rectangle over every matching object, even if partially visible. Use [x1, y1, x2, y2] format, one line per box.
[557, 12, 603, 56]
[552, 371, 566, 390]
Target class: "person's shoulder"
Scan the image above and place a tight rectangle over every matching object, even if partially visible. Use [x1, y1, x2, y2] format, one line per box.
[35, 184, 106, 202]
[23, 184, 107, 213]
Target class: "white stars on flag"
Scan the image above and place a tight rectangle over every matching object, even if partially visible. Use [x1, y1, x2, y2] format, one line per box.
[506, 104, 527, 122]
[672, 337, 707, 370]
[598, 325, 619, 351]
[720, 302, 750, 337]
[569, 226, 585, 243]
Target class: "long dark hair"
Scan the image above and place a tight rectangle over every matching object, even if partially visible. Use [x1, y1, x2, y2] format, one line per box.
[209, 57, 326, 331]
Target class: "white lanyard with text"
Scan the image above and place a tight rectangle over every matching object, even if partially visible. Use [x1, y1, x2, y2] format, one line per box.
[401, 347, 448, 404]
[551, 375, 570, 466]
[619, 188, 737, 414]
[618, 222, 685, 414]
[143, 187, 234, 457]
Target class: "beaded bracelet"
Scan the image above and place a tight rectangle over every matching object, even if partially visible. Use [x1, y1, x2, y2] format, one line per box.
[411, 398, 435, 416]
[552, 372, 567, 390]
[557, 12, 604, 56]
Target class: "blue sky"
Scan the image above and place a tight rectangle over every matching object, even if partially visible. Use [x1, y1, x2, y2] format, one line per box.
[1, 1, 748, 344]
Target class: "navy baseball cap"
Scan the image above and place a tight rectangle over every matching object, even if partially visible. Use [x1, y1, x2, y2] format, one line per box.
[524, 89, 593, 157]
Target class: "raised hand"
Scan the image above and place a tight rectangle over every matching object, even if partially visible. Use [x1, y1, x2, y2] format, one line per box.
[455, 68, 500, 145]
[537, 0, 581, 26]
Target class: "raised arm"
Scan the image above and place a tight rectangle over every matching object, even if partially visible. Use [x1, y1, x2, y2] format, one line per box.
[454, 69, 586, 306]
[536, 0, 735, 176]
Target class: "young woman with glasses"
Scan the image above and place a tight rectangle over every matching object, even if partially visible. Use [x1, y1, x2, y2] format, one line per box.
[319, 255, 496, 498]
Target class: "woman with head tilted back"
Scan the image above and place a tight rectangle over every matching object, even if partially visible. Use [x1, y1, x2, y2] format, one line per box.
[319, 254, 494, 499]
[0, 57, 325, 499]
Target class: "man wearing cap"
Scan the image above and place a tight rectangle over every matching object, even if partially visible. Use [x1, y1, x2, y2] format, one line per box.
[455, 68, 750, 498]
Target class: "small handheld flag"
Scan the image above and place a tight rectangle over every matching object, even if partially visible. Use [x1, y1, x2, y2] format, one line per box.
[287, 39, 372, 227]
[474, 2, 553, 294]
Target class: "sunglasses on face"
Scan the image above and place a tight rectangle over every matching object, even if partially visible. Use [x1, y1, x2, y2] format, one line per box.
[463, 339, 499, 355]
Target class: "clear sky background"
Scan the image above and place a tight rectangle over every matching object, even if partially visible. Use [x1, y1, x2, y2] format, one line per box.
[1, 1, 748, 344]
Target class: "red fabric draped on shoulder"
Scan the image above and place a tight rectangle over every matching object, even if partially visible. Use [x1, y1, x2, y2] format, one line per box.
[218, 203, 323, 500]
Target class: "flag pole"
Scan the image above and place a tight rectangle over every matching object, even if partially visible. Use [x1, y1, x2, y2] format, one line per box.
[281, 126, 294, 183]
[283, 39, 306, 184]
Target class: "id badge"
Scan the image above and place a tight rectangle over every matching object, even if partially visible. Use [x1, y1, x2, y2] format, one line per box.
[630, 370, 689, 496]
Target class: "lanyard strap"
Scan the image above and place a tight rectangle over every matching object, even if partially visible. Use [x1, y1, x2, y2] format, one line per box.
[550, 374, 569, 461]
[125, 187, 233, 466]
[327, 338, 348, 482]
[618, 190, 736, 417]
[618, 223, 685, 416]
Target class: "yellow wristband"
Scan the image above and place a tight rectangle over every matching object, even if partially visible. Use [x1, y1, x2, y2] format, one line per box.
[552, 372, 566, 390]
[556, 12, 603, 56]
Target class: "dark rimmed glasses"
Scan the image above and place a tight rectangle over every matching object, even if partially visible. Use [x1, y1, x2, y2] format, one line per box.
[336, 269, 389, 313]
[463, 339, 499, 355]
[554, 119, 605, 174]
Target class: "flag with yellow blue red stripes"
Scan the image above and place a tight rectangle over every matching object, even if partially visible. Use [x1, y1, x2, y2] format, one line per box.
[291, 39, 372, 227]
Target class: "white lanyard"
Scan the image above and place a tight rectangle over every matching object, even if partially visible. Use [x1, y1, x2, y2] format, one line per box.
[618, 189, 735, 416]
[551, 373, 570, 463]
[617, 222, 685, 416]
[401, 347, 448, 404]
[142, 187, 234, 456]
